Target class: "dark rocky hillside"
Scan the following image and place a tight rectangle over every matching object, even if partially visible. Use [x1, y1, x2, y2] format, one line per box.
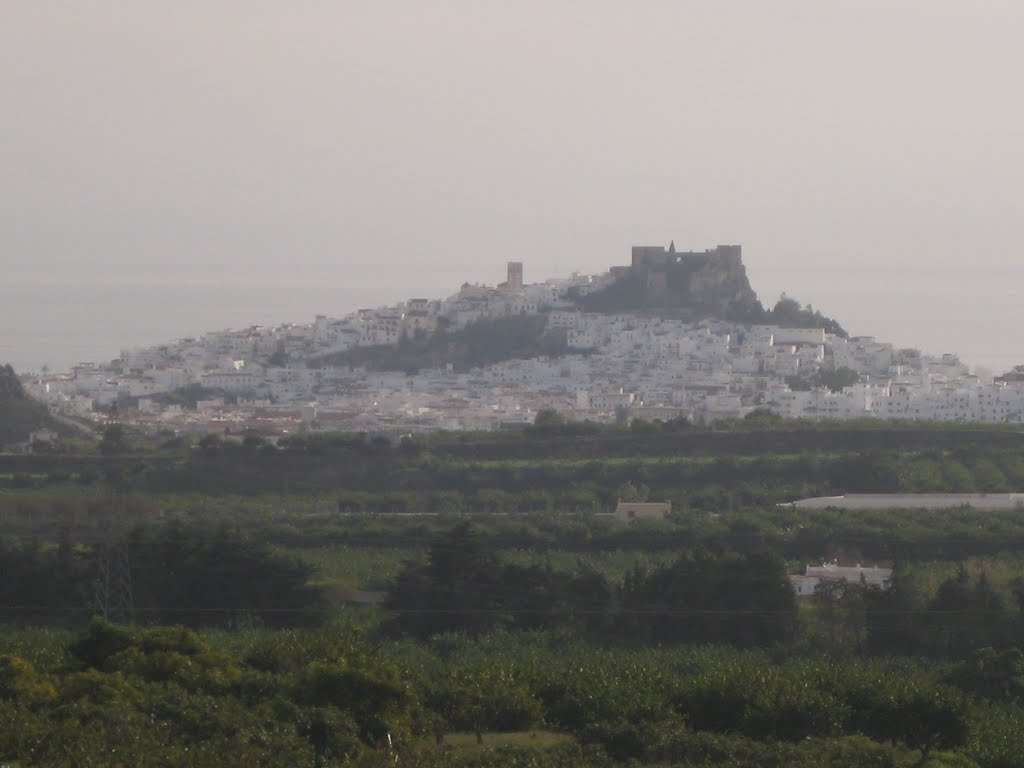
[0, 364, 53, 445]
[576, 244, 764, 321]
[311, 315, 569, 373]
[574, 244, 846, 336]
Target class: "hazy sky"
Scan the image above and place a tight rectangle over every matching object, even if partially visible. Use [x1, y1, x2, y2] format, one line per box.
[2, 2, 1023, 370]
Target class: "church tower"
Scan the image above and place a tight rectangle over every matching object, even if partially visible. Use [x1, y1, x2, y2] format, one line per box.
[506, 261, 523, 291]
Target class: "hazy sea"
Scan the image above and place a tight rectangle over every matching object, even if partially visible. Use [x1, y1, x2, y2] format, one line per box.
[3, 266, 1022, 376]
[2, 274, 379, 373]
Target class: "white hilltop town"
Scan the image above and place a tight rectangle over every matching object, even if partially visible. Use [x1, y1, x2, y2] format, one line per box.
[20, 243, 1024, 438]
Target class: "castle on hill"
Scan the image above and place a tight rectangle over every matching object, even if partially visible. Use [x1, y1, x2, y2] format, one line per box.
[627, 243, 744, 301]
[575, 241, 760, 320]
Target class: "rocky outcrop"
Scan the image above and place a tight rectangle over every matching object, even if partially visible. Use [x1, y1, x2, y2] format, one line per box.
[576, 244, 763, 321]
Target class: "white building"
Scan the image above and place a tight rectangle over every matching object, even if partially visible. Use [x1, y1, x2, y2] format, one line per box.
[790, 563, 892, 597]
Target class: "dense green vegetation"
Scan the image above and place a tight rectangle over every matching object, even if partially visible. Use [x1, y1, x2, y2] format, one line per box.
[8, 418, 1024, 504]
[764, 294, 847, 337]
[5, 420, 1024, 764]
[0, 522, 326, 628]
[4, 620, 1024, 767]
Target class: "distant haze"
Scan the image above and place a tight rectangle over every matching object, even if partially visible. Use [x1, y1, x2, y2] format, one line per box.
[2, 2, 1022, 372]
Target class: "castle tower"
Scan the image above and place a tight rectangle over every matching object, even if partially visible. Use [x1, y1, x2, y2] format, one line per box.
[506, 261, 523, 291]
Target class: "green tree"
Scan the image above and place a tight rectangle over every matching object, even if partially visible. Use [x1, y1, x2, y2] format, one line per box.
[295, 655, 411, 751]
[98, 424, 129, 455]
[620, 550, 797, 647]
[616, 481, 650, 502]
[429, 665, 541, 743]
[816, 367, 860, 393]
[533, 409, 566, 429]
[385, 524, 509, 637]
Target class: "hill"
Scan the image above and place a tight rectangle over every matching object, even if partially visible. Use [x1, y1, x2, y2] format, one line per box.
[306, 244, 846, 373]
[0, 364, 55, 445]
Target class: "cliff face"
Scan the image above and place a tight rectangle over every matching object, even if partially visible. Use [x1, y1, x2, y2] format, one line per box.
[577, 245, 764, 321]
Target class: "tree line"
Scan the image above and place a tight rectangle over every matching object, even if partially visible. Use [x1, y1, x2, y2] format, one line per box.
[385, 524, 797, 647]
[0, 522, 326, 628]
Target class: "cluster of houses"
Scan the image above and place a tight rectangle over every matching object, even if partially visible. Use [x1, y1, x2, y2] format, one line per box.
[17, 249, 1024, 437]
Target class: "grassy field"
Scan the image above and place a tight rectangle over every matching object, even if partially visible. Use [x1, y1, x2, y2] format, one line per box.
[279, 545, 421, 594]
[500, 547, 679, 582]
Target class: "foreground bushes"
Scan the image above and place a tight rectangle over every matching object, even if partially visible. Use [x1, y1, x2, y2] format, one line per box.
[4, 621, 1016, 767]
